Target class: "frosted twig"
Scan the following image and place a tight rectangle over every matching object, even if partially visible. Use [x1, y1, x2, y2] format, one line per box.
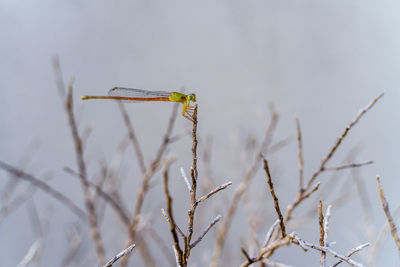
[161, 208, 185, 239]
[103, 243, 135, 267]
[289, 233, 365, 267]
[197, 181, 232, 203]
[318, 200, 326, 267]
[332, 243, 369, 267]
[190, 214, 221, 248]
[324, 205, 332, 246]
[263, 220, 279, 248]
[172, 245, 182, 267]
[323, 161, 373, 171]
[376, 176, 400, 255]
[16, 239, 43, 267]
[180, 167, 192, 191]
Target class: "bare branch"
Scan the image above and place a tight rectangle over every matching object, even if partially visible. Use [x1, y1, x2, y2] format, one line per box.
[117, 102, 146, 174]
[16, 239, 43, 267]
[212, 109, 279, 267]
[162, 160, 184, 265]
[0, 161, 86, 220]
[54, 58, 105, 263]
[262, 156, 286, 237]
[197, 181, 232, 203]
[262, 220, 279, 248]
[318, 200, 326, 267]
[289, 233, 365, 267]
[161, 208, 185, 239]
[305, 93, 384, 192]
[323, 161, 373, 171]
[376, 176, 400, 255]
[296, 117, 304, 190]
[64, 166, 130, 226]
[180, 167, 192, 191]
[172, 245, 182, 267]
[121, 103, 179, 267]
[240, 236, 291, 267]
[190, 214, 221, 249]
[103, 243, 135, 267]
[184, 104, 199, 263]
[332, 243, 369, 267]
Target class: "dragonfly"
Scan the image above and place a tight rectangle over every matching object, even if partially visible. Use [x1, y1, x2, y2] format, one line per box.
[81, 87, 197, 121]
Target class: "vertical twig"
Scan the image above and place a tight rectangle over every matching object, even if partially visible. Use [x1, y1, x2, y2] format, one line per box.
[163, 160, 184, 265]
[54, 58, 105, 264]
[376, 176, 400, 256]
[121, 103, 179, 267]
[296, 117, 304, 191]
[211, 109, 279, 267]
[262, 157, 286, 238]
[318, 200, 325, 267]
[184, 104, 198, 264]
[118, 102, 146, 174]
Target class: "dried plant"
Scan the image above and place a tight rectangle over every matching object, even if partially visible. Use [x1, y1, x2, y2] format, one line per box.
[2, 72, 397, 267]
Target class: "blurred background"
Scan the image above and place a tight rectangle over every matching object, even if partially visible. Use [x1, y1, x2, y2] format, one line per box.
[1, 1, 399, 266]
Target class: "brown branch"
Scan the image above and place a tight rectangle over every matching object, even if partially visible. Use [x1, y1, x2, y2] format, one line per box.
[117, 102, 146, 174]
[289, 233, 364, 267]
[240, 236, 291, 267]
[296, 117, 304, 190]
[63, 166, 131, 226]
[318, 200, 326, 267]
[162, 161, 183, 266]
[54, 60, 105, 264]
[190, 214, 221, 249]
[211, 109, 279, 267]
[323, 161, 373, 171]
[183, 104, 198, 264]
[120, 102, 179, 267]
[197, 181, 232, 204]
[0, 160, 86, 221]
[304, 93, 384, 192]
[241, 247, 253, 264]
[262, 157, 286, 237]
[161, 208, 186, 239]
[282, 94, 383, 232]
[376, 176, 400, 256]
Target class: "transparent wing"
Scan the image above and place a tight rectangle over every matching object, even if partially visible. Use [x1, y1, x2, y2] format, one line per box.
[108, 87, 172, 98]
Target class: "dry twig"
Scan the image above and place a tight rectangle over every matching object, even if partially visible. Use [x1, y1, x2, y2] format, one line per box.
[376, 176, 400, 256]
[162, 161, 184, 265]
[318, 200, 326, 267]
[332, 243, 370, 267]
[262, 156, 286, 237]
[289, 233, 364, 267]
[54, 59, 105, 263]
[212, 109, 279, 267]
[296, 117, 304, 189]
[0, 161, 86, 220]
[118, 102, 146, 174]
[103, 243, 135, 267]
[281, 94, 383, 238]
[121, 102, 179, 267]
